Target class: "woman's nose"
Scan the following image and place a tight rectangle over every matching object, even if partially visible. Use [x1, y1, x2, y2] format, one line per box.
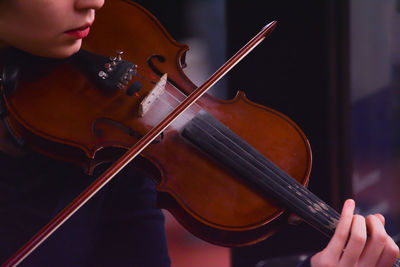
[74, 0, 105, 11]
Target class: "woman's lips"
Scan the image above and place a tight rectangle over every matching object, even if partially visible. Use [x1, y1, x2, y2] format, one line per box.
[64, 26, 91, 39]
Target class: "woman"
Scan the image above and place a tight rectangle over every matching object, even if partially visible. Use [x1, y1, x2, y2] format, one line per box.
[0, 1, 171, 266]
[0, 1, 398, 266]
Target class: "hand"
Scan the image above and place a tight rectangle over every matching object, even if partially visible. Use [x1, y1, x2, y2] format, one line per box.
[311, 199, 399, 267]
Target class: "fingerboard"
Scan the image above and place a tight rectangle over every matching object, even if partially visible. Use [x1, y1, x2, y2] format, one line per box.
[182, 110, 399, 267]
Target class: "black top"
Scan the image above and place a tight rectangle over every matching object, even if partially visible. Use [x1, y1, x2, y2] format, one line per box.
[0, 150, 170, 267]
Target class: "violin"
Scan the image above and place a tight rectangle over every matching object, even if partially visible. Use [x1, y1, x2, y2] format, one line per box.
[1, 1, 399, 266]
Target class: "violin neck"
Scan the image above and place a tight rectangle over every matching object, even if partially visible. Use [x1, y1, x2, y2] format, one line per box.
[182, 110, 340, 237]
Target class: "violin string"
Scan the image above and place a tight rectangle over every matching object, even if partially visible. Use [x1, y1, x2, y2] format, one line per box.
[209, 116, 338, 234]
[182, 115, 338, 236]
[163, 80, 200, 115]
[134, 66, 201, 119]
[142, 78, 341, 232]
[194, 112, 341, 226]
[161, 81, 340, 224]
[146, 79, 200, 122]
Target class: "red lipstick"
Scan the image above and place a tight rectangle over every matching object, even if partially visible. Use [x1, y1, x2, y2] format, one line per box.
[65, 25, 91, 39]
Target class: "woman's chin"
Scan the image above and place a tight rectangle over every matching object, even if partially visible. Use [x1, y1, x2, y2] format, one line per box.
[28, 40, 83, 59]
[50, 40, 82, 58]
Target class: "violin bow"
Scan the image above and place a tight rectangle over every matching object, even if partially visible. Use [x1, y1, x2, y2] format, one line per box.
[2, 21, 277, 267]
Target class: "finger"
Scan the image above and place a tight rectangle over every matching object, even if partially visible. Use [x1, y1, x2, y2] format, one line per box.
[374, 213, 385, 226]
[339, 215, 367, 266]
[359, 215, 388, 266]
[375, 236, 400, 267]
[324, 199, 355, 260]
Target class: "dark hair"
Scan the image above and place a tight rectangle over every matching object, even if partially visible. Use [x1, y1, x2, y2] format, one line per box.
[1, 47, 74, 95]
[1, 48, 24, 95]
[1, 48, 60, 97]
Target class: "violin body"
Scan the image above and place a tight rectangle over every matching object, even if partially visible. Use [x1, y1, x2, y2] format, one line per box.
[1, 0, 311, 246]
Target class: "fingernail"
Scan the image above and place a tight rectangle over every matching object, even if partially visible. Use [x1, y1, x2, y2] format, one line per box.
[345, 199, 355, 208]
